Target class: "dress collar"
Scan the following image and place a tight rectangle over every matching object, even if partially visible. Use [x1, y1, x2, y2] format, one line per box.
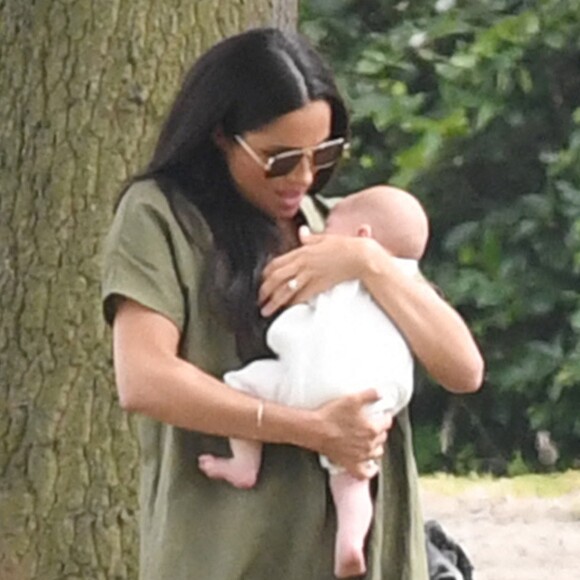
[299, 195, 328, 233]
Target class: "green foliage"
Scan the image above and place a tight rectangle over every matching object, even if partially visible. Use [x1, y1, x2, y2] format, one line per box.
[507, 451, 530, 477]
[302, 0, 580, 472]
[454, 442, 482, 476]
[413, 423, 444, 473]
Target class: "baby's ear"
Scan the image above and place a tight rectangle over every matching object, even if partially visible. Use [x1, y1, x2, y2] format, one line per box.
[357, 224, 372, 238]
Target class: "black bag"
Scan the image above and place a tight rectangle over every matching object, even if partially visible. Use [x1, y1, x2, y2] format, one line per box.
[425, 520, 474, 580]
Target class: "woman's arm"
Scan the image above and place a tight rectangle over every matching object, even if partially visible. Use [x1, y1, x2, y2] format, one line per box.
[359, 245, 484, 393]
[259, 231, 484, 394]
[113, 298, 391, 476]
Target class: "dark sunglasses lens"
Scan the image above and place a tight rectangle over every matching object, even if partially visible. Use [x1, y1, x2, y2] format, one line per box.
[313, 143, 344, 168]
[267, 154, 303, 178]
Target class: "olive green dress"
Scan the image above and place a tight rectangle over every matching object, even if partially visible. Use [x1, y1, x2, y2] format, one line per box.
[101, 179, 429, 580]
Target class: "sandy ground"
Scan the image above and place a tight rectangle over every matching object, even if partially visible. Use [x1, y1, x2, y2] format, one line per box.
[420, 482, 580, 580]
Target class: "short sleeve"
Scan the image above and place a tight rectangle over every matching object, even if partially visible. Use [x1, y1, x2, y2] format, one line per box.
[101, 182, 186, 330]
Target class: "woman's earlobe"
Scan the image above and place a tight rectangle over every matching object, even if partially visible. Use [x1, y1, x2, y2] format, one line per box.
[212, 127, 228, 149]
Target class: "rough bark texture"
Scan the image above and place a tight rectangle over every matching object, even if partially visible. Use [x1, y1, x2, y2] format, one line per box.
[0, 1, 297, 578]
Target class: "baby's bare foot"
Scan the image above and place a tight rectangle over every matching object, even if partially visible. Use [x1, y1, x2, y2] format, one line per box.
[334, 546, 366, 579]
[198, 454, 258, 489]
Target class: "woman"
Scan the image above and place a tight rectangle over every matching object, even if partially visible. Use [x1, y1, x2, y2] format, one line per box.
[102, 28, 483, 580]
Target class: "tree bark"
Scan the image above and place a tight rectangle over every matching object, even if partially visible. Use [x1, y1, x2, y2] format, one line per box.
[0, 1, 297, 578]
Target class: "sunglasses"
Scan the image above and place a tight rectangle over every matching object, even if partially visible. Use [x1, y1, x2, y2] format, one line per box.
[234, 135, 349, 178]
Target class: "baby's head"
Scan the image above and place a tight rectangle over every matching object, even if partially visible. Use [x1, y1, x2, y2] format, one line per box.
[324, 186, 429, 260]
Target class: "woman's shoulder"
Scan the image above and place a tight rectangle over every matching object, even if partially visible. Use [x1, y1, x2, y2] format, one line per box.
[117, 178, 212, 249]
[117, 178, 172, 216]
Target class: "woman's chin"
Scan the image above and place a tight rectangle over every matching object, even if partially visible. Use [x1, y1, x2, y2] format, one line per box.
[277, 197, 304, 219]
[275, 207, 300, 221]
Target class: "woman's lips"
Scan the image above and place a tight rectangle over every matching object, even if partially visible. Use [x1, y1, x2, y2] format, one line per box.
[277, 190, 305, 206]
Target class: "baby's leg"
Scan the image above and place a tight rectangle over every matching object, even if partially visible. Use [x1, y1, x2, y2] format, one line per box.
[198, 438, 262, 489]
[329, 471, 374, 578]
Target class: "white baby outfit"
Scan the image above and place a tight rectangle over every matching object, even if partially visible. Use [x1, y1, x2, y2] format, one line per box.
[225, 259, 418, 471]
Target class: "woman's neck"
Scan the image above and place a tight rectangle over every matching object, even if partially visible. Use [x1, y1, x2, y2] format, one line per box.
[277, 217, 301, 253]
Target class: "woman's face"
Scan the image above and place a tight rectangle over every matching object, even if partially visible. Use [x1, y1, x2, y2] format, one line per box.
[220, 100, 333, 222]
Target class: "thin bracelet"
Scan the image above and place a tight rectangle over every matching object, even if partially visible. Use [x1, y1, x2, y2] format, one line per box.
[256, 400, 265, 429]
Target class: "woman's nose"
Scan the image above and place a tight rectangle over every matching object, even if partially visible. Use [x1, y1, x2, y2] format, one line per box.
[288, 154, 315, 187]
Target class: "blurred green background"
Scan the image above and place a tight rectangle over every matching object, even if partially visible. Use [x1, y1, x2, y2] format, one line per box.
[301, 0, 580, 475]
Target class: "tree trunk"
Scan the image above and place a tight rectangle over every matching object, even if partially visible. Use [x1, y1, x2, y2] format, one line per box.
[0, 1, 298, 578]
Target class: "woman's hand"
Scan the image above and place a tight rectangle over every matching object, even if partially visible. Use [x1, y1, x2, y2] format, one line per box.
[259, 226, 381, 317]
[312, 389, 393, 479]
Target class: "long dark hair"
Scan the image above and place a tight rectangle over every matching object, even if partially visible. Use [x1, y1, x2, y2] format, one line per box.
[124, 28, 349, 359]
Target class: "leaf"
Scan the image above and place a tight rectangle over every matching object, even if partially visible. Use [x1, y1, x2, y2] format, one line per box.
[449, 53, 479, 69]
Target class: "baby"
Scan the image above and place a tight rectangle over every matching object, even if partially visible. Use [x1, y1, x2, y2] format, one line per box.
[199, 186, 429, 578]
